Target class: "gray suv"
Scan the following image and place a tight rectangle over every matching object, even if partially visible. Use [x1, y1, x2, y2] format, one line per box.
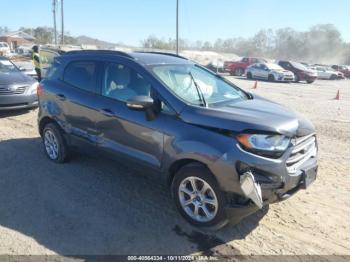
[38, 50, 318, 229]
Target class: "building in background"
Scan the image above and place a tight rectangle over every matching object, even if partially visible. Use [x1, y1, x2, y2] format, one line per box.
[0, 31, 36, 50]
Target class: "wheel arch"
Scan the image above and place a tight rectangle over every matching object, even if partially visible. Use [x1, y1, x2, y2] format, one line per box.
[167, 158, 218, 188]
[39, 116, 56, 136]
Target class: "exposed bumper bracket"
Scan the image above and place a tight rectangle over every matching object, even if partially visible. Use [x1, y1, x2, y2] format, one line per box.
[240, 171, 263, 209]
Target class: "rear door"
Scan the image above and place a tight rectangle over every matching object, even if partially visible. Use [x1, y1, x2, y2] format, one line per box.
[94, 60, 164, 171]
[58, 60, 101, 145]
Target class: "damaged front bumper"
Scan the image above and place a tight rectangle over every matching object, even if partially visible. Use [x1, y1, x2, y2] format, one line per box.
[223, 159, 318, 224]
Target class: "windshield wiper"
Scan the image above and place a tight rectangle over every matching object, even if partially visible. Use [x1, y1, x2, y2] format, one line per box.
[188, 71, 207, 107]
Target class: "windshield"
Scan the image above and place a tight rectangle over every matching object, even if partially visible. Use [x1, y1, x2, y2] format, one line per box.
[152, 64, 247, 106]
[290, 61, 307, 71]
[0, 60, 18, 73]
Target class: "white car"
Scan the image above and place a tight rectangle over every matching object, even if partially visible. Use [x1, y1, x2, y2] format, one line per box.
[0, 42, 10, 56]
[310, 66, 343, 80]
[246, 63, 295, 82]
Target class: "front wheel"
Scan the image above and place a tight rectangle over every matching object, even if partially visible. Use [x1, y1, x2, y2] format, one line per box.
[268, 74, 275, 82]
[306, 79, 314, 84]
[172, 164, 227, 229]
[247, 72, 253, 80]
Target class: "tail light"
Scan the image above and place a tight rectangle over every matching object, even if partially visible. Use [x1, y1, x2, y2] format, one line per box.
[37, 84, 43, 97]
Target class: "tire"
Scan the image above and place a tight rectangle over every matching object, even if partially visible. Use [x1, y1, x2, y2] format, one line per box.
[306, 79, 314, 84]
[330, 74, 337, 80]
[247, 72, 253, 80]
[235, 68, 244, 76]
[171, 163, 227, 229]
[295, 75, 300, 83]
[42, 123, 69, 163]
[268, 74, 275, 82]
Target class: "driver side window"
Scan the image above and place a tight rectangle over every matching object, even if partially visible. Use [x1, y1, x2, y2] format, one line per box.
[102, 63, 151, 102]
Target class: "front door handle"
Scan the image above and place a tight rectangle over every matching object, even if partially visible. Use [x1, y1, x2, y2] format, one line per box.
[56, 94, 66, 101]
[100, 108, 114, 117]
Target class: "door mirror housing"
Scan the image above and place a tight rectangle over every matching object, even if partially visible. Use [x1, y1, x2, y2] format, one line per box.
[18, 66, 26, 71]
[127, 96, 154, 110]
[127, 96, 157, 121]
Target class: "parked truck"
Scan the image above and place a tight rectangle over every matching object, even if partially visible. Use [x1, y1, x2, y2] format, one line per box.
[224, 57, 267, 76]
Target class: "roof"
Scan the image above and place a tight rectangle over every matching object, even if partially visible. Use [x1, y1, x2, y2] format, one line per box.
[0, 31, 36, 41]
[62, 50, 192, 65]
[131, 52, 191, 65]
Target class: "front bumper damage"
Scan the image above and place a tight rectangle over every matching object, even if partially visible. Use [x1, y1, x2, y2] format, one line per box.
[223, 158, 318, 224]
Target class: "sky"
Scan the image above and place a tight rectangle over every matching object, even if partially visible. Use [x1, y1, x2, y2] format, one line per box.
[1, 0, 350, 46]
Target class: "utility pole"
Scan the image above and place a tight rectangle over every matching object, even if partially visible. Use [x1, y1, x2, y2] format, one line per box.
[176, 0, 179, 54]
[52, 0, 57, 45]
[61, 0, 64, 45]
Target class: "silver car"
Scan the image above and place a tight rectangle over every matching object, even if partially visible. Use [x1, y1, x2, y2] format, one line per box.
[246, 63, 295, 82]
[0, 56, 38, 110]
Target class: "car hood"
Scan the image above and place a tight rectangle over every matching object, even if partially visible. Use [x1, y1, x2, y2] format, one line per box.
[180, 95, 315, 137]
[0, 72, 35, 85]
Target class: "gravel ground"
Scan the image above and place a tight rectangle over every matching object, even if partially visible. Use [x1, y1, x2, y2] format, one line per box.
[0, 77, 349, 259]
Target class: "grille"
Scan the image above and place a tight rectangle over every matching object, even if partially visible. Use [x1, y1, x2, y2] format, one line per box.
[0, 85, 27, 95]
[286, 134, 317, 173]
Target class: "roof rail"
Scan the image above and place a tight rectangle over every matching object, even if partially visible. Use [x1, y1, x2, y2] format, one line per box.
[64, 49, 134, 59]
[135, 51, 188, 60]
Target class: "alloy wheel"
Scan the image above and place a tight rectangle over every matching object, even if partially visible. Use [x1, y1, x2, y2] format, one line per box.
[44, 129, 59, 160]
[178, 176, 218, 223]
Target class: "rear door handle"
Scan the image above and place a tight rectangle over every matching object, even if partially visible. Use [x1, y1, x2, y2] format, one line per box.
[99, 108, 114, 117]
[56, 94, 66, 101]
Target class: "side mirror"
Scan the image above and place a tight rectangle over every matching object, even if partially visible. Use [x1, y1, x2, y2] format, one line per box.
[19, 66, 26, 71]
[127, 96, 157, 121]
[126, 96, 154, 110]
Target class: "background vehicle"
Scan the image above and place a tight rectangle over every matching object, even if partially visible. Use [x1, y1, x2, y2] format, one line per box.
[38, 50, 317, 229]
[0, 42, 10, 56]
[246, 62, 294, 82]
[278, 60, 317, 83]
[224, 57, 267, 76]
[0, 56, 38, 110]
[331, 65, 350, 78]
[310, 66, 343, 80]
[205, 61, 225, 73]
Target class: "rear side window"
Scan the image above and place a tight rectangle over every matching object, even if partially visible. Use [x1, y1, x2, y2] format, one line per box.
[64, 61, 97, 93]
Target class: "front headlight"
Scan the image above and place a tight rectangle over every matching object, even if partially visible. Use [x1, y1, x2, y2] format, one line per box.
[28, 82, 39, 95]
[236, 134, 291, 158]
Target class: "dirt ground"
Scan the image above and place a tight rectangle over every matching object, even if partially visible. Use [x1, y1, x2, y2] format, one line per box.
[0, 76, 349, 259]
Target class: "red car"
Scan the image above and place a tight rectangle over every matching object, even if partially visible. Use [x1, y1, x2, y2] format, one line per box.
[278, 61, 318, 84]
[224, 57, 267, 76]
[331, 65, 350, 78]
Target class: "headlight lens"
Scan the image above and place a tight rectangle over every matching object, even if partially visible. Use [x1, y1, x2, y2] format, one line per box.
[236, 134, 290, 158]
[28, 82, 39, 95]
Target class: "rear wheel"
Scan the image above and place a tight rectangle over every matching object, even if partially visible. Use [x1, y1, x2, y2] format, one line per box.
[306, 79, 314, 84]
[330, 74, 337, 80]
[235, 68, 244, 76]
[295, 75, 300, 82]
[247, 72, 253, 80]
[172, 163, 227, 229]
[42, 123, 69, 163]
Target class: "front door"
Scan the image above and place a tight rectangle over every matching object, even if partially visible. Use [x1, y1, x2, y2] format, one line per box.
[94, 61, 164, 170]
